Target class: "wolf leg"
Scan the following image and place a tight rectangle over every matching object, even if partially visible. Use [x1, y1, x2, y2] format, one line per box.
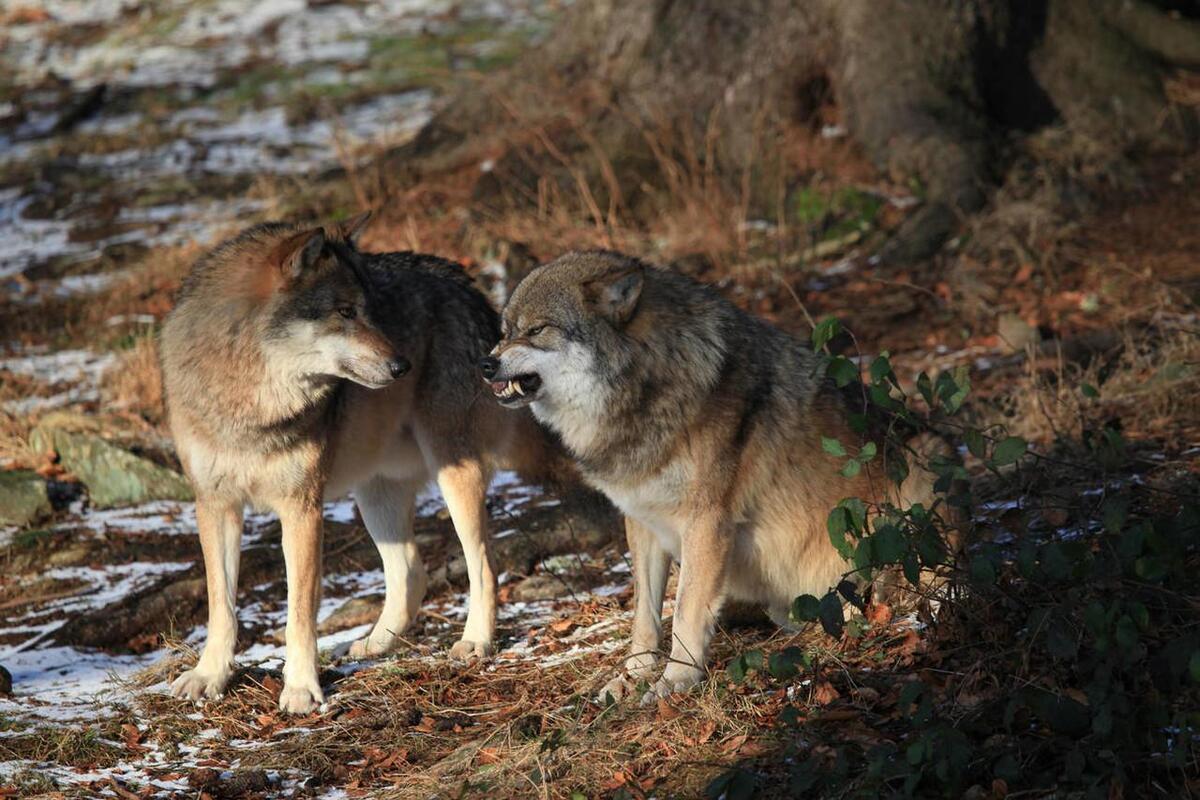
[349, 476, 425, 659]
[433, 456, 496, 661]
[598, 517, 670, 703]
[643, 514, 731, 704]
[277, 498, 325, 714]
[171, 496, 243, 702]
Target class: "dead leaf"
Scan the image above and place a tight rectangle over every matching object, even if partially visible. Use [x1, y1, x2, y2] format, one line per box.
[721, 733, 749, 753]
[601, 771, 629, 791]
[866, 602, 892, 625]
[812, 681, 841, 705]
[851, 686, 880, 706]
[656, 698, 681, 721]
[121, 723, 148, 753]
[476, 748, 502, 766]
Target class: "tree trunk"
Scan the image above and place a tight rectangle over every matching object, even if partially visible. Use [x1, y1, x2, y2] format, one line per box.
[391, 0, 1200, 261]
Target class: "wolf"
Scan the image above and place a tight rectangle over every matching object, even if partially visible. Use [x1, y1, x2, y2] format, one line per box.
[480, 250, 946, 703]
[161, 213, 549, 714]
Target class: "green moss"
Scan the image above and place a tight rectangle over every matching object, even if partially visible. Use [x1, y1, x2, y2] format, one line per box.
[790, 186, 885, 241]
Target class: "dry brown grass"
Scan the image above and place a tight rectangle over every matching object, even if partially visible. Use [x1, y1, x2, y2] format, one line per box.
[101, 332, 164, 427]
[126, 604, 917, 800]
[999, 324, 1200, 448]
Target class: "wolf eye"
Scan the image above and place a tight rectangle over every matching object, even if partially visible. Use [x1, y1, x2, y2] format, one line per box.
[527, 325, 546, 337]
[337, 306, 356, 319]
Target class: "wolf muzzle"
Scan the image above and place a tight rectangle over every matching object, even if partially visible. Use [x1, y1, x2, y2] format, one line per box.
[478, 355, 500, 380]
[389, 357, 411, 379]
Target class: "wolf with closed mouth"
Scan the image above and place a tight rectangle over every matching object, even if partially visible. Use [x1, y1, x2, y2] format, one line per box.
[480, 250, 946, 703]
[161, 213, 550, 714]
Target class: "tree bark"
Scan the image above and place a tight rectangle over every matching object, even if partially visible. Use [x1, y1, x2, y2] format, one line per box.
[390, 0, 1199, 261]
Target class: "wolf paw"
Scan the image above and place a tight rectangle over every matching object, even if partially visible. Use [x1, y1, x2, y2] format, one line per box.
[639, 667, 703, 706]
[449, 639, 494, 661]
[170, 666, 231, 703]
[278, 681, 325, 715]
[597, 675, 636, 704]
[348, 635, 394, 660]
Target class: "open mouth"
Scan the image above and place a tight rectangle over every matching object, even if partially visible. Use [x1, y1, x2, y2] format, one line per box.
[490, 373, 541, 405]
[341, 361, 394, 389]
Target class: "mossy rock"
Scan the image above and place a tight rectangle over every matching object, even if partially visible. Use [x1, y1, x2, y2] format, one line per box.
[0, 470, 51, 527]
[29, 426, 192, 509]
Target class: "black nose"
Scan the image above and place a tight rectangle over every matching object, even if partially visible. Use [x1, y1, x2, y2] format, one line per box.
[388, 358, 410, 378]
[478, 355, 500, 379]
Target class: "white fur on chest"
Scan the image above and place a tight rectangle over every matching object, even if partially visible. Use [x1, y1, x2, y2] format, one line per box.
[593, 461, 691, 560]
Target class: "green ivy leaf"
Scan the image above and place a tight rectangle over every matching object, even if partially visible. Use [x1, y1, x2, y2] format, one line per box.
[827, 355, 859, 387]
[970, 556, 996, 585]
[859, 441, 877, 461]
[790, 594, 822, 622]
[872, 524, 907, 564]
[1045, 617, 1078, 660]
[963, 428, 987, 459]
[841, 498, 868, 531]
[916, 372, 934, 406]
[819, 591, 845, 637]
[768, 647, 808, 680]
[869, 354, 893, 384]
[811, 317, 842, 351]
[841, 459, 862, 478]
[991, 436, 1027, 467]
[822, 437, 847, 457]
[1081, 382, 1099, 398]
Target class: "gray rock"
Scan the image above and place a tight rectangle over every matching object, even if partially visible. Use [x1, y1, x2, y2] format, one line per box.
[269, 595, 383, 645]
[30, 425, 192, 509]
[997, 312, 1040, 353]
[511, 573, 571, 602]
[0, 470, 51, 527]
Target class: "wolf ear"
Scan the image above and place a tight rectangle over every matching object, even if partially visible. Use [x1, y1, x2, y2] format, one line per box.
[335, 211, 372, 247]
[584, 267, 644, 325]
[276, 228, 326, 280]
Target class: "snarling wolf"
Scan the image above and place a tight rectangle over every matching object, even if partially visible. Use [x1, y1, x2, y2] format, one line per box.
[481, 250, 945, 703]
[161, 213, 550, 714]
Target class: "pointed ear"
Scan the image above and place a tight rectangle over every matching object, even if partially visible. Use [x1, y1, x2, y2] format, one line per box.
[336, 211, 372, 247]
[584, 267, 644, 325]
[275, 228, 325, 280]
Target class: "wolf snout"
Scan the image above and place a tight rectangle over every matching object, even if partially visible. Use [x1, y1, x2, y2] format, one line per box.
[389, 357, 411, 379]
[478, 355, 500, 380]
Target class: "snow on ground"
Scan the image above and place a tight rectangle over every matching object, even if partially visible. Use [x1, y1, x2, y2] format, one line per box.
[0, 0, 559, 278]
[0, 469, 629, 725]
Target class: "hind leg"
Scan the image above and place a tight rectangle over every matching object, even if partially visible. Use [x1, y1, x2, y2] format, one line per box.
[349, 476, 426, 659]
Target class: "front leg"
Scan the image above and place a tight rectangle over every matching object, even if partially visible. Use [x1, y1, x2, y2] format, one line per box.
[644, 513, 731, 704]
[433, 456, 496, 661]
[276, 497, 325, 714]
[171, 496, 242, 702]
[599, 516, 671, 702]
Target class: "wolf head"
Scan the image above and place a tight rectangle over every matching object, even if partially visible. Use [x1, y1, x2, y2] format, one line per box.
[260, 212, 409, 389]
[481, 251, 644, 420]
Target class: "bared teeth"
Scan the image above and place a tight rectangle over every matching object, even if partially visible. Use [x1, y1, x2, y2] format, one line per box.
[513, 381, 524, 396]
